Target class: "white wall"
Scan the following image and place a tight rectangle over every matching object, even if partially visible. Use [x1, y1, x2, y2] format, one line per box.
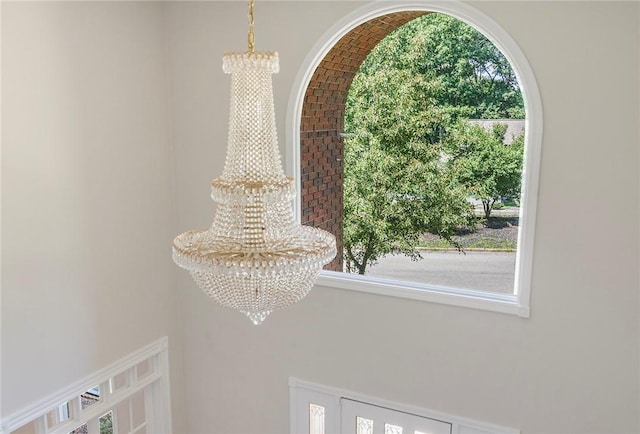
[1, 2, 186, 431]
[2, 2, 638, 434]
[166, 2, 639, 434]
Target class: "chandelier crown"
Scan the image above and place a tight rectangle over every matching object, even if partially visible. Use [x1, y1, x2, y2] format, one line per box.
[220, 51, 284, 184]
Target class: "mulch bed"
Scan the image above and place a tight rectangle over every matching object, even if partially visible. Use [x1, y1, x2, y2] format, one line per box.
[421, 216, 519, 250]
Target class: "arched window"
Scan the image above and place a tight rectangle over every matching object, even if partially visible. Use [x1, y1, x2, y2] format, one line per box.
[286, 0, 542, 317]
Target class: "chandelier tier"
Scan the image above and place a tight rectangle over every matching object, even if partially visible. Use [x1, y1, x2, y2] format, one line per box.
[172, 4, 336, 325]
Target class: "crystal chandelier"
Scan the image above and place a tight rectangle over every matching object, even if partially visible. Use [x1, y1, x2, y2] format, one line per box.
[172, 0, 336, 325]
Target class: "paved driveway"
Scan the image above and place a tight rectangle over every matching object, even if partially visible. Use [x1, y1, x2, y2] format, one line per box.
[366, 251, 516, 294]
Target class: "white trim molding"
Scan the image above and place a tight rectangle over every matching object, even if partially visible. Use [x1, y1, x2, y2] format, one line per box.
[0, 337, 172, 434]
[285, 0, 542, 318]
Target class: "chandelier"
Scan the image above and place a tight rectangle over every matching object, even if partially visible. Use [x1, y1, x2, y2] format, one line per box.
[172, 0, 336, 325]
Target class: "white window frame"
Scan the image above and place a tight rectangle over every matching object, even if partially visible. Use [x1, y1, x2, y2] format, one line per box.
[289, 378, 519, 434]
[286, 0, 542, 318]
[0, 337, 172, 434]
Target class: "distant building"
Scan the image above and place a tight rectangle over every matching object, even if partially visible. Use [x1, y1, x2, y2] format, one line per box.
[468, 119, 525, 144]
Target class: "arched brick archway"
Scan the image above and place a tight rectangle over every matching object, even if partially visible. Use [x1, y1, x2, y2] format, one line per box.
[300, 11, 427, 271]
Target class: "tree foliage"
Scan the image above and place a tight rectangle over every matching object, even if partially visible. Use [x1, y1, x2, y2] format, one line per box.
[445, 123, 524, 220]
[350, 13, 525, 123]
[343, 13, 525, 274]
[343, 133, 475, 274]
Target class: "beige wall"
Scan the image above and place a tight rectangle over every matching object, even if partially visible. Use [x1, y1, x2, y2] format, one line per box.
[1, 2, 186, 431]
[2, 1, 639, 434]
[167, 2, 639, 433]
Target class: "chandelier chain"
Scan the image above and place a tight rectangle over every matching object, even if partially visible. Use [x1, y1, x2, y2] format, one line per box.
[248, 0, 255, 52]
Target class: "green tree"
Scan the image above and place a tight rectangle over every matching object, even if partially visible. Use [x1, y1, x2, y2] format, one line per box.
[352, 13, 525, 123]
[445, 122, 524, 220]
[343, 67, 474, 274]
[343, 13, 525, 274]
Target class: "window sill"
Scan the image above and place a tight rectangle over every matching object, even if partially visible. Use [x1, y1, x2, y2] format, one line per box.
[316, 270, 530, 318]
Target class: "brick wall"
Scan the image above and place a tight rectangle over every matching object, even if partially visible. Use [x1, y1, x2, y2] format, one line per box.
[300, 11, 427, 271]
